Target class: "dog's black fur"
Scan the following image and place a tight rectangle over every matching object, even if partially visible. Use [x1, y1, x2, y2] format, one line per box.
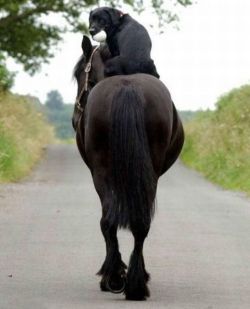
[89, 7, 160, 78]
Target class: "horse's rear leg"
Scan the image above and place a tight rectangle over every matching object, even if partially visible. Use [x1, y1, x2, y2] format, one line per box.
[93, 171, 127, 292]
[98, 205, 127, 293]
[125, 223, 150, 300]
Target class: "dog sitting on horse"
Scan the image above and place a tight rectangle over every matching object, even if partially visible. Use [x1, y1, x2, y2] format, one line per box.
[89, 7, 160, 78]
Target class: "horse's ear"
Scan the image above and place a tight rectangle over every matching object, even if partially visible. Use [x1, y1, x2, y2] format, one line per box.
[82, 35, 92, 60]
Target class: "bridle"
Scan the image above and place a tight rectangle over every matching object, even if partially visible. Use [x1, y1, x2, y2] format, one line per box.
[75, 45, 99, 113]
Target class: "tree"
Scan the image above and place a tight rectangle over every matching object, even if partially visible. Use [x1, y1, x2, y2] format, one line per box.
[45, 90, 64, 110]
[0, 0, 193, 75]
[44, 90, 74, 139]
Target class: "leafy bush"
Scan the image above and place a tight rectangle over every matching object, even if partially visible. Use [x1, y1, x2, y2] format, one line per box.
[0, 54, 14, 90]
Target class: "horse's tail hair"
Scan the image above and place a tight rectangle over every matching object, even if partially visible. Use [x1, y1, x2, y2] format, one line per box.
[108, 82, 157, 230]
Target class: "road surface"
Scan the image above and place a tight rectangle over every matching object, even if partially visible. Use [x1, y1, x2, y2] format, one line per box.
[0, 144, 250, 309]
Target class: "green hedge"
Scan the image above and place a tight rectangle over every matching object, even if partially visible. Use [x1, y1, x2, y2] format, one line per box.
[0, 91, 54, 182]
[181, 85, 250, 195]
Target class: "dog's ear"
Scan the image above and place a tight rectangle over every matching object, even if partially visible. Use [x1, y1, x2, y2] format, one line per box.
[81, 35, 92, 60]
[104, 8, 123, 26]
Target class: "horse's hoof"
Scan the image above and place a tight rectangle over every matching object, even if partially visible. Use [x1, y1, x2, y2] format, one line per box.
[100, 279, 110, 292]
[125, 284, 150, 301]
[106, 275, 126, 294]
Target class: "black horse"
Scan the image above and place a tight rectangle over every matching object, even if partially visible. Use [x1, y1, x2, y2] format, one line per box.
[72, 36, 184, 300]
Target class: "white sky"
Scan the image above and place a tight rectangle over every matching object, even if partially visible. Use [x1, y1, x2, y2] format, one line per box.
[8, 0, 250, 111]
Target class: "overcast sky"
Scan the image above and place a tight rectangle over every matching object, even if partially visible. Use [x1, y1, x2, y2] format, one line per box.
[8, 0, 250, 111]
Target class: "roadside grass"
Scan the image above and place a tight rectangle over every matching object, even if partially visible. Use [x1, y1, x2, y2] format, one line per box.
[0, 91, 54, 182]
[181, 84, 250, 195]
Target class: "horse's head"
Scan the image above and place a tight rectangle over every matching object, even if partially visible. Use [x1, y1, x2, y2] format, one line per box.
[72, 35, 110, 130]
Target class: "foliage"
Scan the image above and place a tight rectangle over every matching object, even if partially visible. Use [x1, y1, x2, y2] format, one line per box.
[0, 0, 193, 74]
[45, 90, 74, 140]
[0, 91, 54, 182]
[181, 84, 250, 195]
[0, 54, 14, 90]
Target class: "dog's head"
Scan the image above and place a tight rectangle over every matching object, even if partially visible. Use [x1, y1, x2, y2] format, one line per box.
[89, 7, 124, 37]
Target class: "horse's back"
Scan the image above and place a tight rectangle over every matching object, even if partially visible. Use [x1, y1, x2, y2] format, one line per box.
[84, 74, 184, 176]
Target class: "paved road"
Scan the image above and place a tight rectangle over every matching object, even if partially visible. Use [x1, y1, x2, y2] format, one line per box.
[0, 144, 250, 309]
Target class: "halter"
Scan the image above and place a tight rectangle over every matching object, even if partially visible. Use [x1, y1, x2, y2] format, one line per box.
[75, 45, 99, 113]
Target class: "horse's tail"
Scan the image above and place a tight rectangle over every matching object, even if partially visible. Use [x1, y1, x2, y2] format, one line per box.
[108, 83, 157, 230]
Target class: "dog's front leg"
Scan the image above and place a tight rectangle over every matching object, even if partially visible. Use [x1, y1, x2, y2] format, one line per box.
[104, 56, 125, 77]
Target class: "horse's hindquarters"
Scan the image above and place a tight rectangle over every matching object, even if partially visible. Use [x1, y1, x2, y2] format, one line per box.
[84, 74, 184, 178]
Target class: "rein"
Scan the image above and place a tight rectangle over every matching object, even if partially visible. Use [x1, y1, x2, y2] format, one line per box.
[75, 45, 99, 113]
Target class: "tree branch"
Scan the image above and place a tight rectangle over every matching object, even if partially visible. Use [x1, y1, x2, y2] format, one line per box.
[0, 5, 58, 28]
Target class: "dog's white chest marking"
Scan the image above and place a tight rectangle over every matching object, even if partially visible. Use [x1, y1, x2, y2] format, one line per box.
[93, 30, 107, 43]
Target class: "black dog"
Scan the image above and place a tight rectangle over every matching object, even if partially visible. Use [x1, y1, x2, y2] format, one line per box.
[89, 7, 160, 78]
